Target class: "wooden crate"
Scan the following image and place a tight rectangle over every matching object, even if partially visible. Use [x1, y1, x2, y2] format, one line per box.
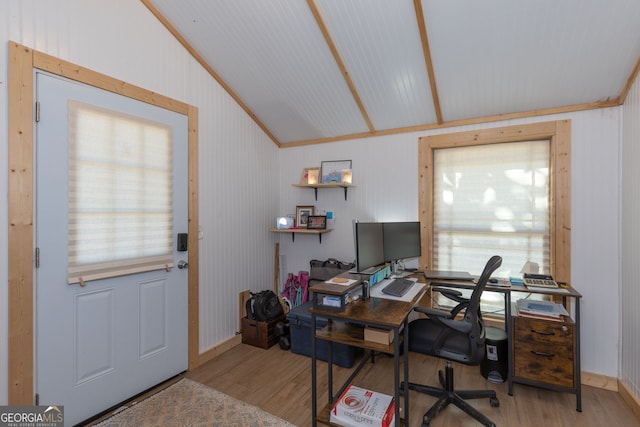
[241, 315, 285, 349]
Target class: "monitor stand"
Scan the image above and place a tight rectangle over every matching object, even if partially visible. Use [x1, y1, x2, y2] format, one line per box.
[393, 270, 413, 278]
[390, 260, 412, 277]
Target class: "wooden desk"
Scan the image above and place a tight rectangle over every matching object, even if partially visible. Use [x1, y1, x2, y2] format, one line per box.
[309, 276, 426, 427]
[425, 279, 582, 412]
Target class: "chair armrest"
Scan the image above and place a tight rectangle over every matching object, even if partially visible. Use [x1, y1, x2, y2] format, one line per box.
[413, 306, 473, 334]
[413, 306, 453, 319]
[431, 287, 468, 304]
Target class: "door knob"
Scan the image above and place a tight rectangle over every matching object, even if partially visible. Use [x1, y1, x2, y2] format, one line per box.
[177, 260, 189, 269]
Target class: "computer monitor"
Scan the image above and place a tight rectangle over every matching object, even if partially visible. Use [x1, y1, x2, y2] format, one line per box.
[353, 221, 385, 274]
[383, 221, 421, 273]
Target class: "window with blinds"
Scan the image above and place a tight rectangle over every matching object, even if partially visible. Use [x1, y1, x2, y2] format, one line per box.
[433, 140, 551, 274]
[67, 100, 174, 285]
[432, 140, 551, 313]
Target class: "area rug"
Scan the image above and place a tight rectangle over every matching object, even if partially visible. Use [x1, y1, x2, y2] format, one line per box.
[95, 378, 297, 427]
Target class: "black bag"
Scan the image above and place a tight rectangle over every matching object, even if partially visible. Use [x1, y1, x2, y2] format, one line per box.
[246, 290, 284, 322]
[309, 258, 355, 284]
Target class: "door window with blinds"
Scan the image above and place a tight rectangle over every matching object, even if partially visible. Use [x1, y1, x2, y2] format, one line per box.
[67, 100, 174, 284]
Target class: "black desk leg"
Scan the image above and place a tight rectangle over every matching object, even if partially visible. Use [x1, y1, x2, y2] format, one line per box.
[328, 338, 333, 401]
[575, 299, 582, 412]
[311, 313, 317, 427]
[403, 318, 410, 423]
[393, 327, 400, 425]
[506, 290, 513, 396]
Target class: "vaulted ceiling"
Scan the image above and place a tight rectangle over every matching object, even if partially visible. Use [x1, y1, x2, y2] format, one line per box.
[143, 0, 640, 147]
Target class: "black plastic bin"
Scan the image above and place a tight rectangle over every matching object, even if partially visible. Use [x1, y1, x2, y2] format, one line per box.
[480, 326, 508, 383]
[286, 301, 359, 368]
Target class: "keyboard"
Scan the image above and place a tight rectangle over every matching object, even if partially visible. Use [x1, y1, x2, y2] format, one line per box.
[381, 278, 415, 297]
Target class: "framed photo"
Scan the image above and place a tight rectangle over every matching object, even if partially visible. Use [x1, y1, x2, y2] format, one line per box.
[276, 216, 294, 229]
[307, 215, 327, 230]
[321, 160, 352, 184]
[300, 167, 320, 184]
[296, 206, 314, 228]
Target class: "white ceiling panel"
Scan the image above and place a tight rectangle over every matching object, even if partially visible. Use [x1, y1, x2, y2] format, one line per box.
[145, 0, 640, 145]
[316, 0, 436, 130]
[150, 0, 369, 143]
[422, 0, 640, 122]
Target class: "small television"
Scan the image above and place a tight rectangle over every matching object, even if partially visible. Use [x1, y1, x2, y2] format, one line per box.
[353, 221, 385, 274]
[383, 221, 421, 272]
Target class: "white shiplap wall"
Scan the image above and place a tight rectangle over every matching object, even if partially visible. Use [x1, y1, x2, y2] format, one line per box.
[279, 108, 622, 381]
[0, 0, 279, 403]
[621, 70, 640, 399]
[0, 0, 637, 407]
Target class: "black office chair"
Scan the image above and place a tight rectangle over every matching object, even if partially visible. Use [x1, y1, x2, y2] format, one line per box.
[404, 255, 502, 427]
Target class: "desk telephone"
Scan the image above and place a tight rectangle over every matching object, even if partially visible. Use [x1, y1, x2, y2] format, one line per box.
[523, 273, 559, 288]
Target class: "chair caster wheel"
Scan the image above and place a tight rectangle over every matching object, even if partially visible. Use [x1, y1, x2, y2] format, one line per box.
[490, 397, 500, 407]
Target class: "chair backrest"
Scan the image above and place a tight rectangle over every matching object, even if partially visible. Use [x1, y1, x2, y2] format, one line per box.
[465, 255, 503, 324]
[409, 255, 503, 364]
[460, 255, 502, 362]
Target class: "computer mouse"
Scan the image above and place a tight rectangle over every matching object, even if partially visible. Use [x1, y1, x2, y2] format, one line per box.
[489, 278, 498, 283]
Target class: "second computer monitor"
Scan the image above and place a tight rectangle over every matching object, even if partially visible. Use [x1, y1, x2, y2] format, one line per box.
[383, 221, 421, 262]
[354, 221, 385, 273]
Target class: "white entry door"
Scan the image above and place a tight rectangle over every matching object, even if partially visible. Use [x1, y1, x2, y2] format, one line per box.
[35, 72, 188, 426]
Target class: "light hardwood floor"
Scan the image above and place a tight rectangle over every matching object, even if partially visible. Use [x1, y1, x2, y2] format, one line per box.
[186, 343, 639, 427]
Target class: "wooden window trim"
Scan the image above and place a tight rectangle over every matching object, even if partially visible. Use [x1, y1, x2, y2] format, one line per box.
[418, 120, 571, 282]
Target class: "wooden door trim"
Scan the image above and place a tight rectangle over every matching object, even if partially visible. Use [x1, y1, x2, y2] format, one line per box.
[7, 41, 200, 404]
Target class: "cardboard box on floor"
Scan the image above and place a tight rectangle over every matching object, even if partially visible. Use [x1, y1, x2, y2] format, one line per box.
[330, 385, 395, 427]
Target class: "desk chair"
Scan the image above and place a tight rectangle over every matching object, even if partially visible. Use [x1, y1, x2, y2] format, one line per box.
[404, 255, 502, 427]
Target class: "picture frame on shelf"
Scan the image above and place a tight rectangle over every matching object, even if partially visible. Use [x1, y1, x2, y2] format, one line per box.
[307, 215, 327, 230]
[321, 160, 352, 184]
[300, 167, 320, 184]
[296, 206, 314, 228]
[276, 216, 294, 229]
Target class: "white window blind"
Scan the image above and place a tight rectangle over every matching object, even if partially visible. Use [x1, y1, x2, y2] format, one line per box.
[433, 140, 551, 312]
[67, 100, 174, 284]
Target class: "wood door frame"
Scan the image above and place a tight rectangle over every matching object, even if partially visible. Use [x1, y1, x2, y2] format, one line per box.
[8, 41, 200, 404]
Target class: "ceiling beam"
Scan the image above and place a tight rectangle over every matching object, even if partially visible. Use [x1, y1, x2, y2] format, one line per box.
[306, 0, 375, 133]
[414, 0, 443, 125]
[140, 0, 282, 147]
[619, 54, 640, 106]
[283, 98, 619, 147]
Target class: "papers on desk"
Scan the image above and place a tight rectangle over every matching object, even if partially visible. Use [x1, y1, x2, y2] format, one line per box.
[370, 278, 425, 302]
[516, 299, 569, 321]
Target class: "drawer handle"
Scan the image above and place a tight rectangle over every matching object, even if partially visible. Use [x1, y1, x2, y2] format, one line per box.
[530, 328, 555, 336]
[531, 350, 555, 358]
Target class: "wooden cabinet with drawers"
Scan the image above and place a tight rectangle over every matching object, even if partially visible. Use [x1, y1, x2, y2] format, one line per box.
[512, 315, 576, 389]
[505, 284, 582, 411]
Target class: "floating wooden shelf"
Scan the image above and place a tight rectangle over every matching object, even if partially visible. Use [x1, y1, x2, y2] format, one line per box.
[270, 228, 332, 243]
[292, 183, 355, 200]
